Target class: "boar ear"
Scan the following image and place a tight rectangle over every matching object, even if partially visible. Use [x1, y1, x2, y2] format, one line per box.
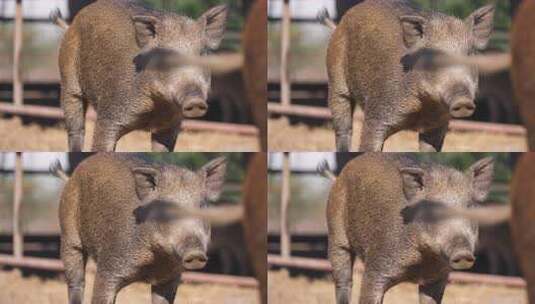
[400, 167, 425, 201]
[132, 167, 160, 200]
[199, 5, 228, 50]
[400, 15, 426, 49]
[132, 15, 159, 48]
[199, 157, 227, 201]
[466, 4, 495, 50]
[466, 157, 494, 202]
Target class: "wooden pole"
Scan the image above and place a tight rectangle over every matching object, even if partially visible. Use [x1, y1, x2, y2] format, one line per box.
[13, 0, 23, 106]
[13, 152, 23, 258]
[280, 0, 291, 107]
[280, 152, 291, 258]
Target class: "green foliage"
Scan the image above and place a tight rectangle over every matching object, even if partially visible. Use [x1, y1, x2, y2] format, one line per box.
[411, 0, 512, 50]
[139, 152, 245, 183]
[411, 153, 515, 203]
[140, 0, 244, 30]
[138, 153, 246, 203]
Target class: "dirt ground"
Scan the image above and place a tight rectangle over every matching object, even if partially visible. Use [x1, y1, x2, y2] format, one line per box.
[0, 117, 259, 152]
[268, 118, 528, 152]
[268, 270, 527, 304]
[0, 269, 258, 304]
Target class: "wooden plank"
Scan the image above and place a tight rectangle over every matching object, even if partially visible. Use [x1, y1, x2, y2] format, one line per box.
[0, 103, 259, 136]
[267, 255, 527, 288]
[268, 103, 527, 136]
[0, 254, 258, 287]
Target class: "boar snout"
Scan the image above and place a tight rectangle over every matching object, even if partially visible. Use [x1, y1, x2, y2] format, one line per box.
[179, 83, 208, 118]
[183, 250, 208, 270]
[444, 82, 476, 118]
[449, 251, 475, 270]
[183, 98, 208, 118]
[449, 98, 475, 118]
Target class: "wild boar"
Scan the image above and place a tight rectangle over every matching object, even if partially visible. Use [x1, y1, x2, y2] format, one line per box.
[404, 153, 535, 303]
[511, 1, 535, 150]
[242, 153, 267, 304]
[323, 0, 495, 151]
[148, 0, 268, 151]
[53, 153, 232, 304]
[410, 1, 535, 150]
[58, 0, 228, 151]
[320, 153, 494, 303]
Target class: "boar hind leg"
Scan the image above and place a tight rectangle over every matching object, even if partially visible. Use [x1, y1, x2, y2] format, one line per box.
[329, 92, 355, 152]
[419, 124, 448, 152]
[151, 127, 179, 152]
[151, 278, 180, 304]
[329, 245, 355, 304]
[91, 119, 121, 152]
[61, 244, 87, 304]
[62, 92, 87, 152]
[418, 277, 447, 304]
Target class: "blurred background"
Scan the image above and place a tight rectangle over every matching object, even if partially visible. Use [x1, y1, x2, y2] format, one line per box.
[268, 152, 521, 277]
[0, 152, 255, 277]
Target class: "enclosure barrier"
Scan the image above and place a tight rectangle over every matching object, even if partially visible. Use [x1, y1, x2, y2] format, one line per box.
[0, 103, 259, 136]
[268, 103, 527, 136]
[0, 254, 258, 288]
[267, 255, 527, 288]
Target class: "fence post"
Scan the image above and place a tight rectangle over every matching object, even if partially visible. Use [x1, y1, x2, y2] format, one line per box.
[280, 152, 291, 258]
[13, 152, 23, 258]
[13, 0, 23, 106]
[280, 0, 291, 107]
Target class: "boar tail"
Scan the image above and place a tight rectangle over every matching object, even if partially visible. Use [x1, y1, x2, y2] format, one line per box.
[50, 160, 69, 182]
[50, 8, 69, 31]
[317, 8, 337, 31]
[317, 160, 336, 182]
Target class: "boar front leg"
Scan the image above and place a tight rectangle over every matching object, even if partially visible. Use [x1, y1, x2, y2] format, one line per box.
[418, 277, 447, 304]
[151, 127, 180, 152]
[358, 270, 390, 304]
[91, 270, 119, 304]
[419, 124, 448, 152]
[151, 278, 180, 304]
[91, 119, 121, 152]
[359, 119, 387, 152]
